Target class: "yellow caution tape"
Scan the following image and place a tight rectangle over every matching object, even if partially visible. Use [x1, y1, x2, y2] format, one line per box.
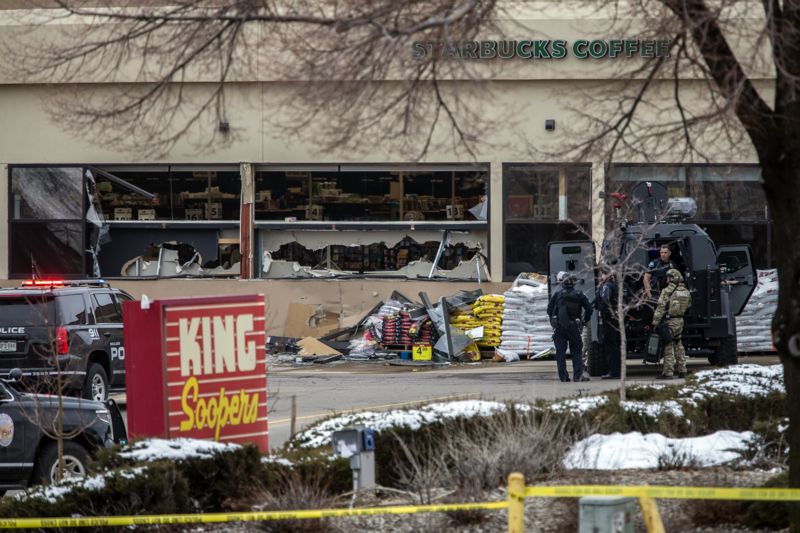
[0, 501, 510, 529]
[524, 485, 800, 501]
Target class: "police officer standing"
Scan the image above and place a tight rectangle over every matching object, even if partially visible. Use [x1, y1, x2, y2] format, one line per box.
[598, 273, 621, 379]
[548, 274, 593, 382]
[652, 269, 692, 379]
[643, 245, 677, 300]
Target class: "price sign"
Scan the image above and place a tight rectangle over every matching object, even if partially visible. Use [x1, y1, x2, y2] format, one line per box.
[413, 344, 432, 361]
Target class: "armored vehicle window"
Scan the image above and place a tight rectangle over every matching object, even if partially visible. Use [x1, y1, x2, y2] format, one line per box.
[0, 297, 55, 326]
[57, 295, 88, 326]
[92, 293, 121, 323]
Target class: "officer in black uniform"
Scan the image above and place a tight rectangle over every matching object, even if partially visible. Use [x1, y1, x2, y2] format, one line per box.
[643, 244, 677, 300]
[598, 273, 621, 379]
[547, 274, 593, 382]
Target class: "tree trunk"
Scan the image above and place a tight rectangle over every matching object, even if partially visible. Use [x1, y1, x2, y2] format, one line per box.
[618, 277, 627, 401]
[762, 161, 800, 531]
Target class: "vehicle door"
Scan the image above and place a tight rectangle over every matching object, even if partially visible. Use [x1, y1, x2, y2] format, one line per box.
[547, 241, 598, 341]
[90, 292, 125, 386]
[111, 291, 133, 387]
[717, 245, 757, 316]
[0, 383, 32, 487]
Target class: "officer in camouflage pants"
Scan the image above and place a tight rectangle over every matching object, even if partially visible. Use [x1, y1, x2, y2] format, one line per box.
[652, 269, 692, 379]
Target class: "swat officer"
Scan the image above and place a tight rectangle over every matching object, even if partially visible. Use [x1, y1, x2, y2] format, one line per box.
[643, 245, 677, 300]
[598, 273, 621, 380]
[652, 268, 692, 379]
[547, 274, 593, 382]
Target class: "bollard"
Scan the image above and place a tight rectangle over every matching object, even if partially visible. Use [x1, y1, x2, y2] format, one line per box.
[638, 496, 665, 533]
[507, 472, 525, 533]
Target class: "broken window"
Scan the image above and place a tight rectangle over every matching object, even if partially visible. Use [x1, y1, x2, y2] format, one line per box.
[255, 167, 487, 222]
[260, 231, 488, 280]
[94, 167, 241, 221]
[9, 167, 86, 277]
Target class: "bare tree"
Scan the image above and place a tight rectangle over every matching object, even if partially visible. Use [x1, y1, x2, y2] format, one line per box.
[537, 4, 800, 527]
[6, 0, 800, 525]
[3, 0, 503, 158]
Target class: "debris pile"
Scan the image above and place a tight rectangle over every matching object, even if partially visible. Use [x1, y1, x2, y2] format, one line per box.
[271, 285, 555, 364]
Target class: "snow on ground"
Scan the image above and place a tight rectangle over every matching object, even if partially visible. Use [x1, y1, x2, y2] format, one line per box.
[621, 400, 684, 418]
[118, 438, 241, 462]
[294, 400, 531, 449]
[17, 467, 146, 503]
[681, 364, 784, 400]
[563, 430, 757, 470]
[550, 395, 608, 414]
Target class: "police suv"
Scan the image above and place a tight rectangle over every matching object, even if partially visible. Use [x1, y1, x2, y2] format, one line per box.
[0, 369, 126, 495]
[0, 280, 132, 401]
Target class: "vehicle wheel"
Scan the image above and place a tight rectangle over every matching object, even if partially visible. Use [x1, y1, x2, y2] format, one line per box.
[82, 363, 108, 402]
[587, 341, 607, 377]
[32, 441, 90, 485]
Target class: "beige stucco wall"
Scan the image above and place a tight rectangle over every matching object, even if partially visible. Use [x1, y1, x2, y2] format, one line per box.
[0, 3, 772, 333]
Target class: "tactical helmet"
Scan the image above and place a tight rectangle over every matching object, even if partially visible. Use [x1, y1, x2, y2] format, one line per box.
[562, 274, 577, 288]
[666, 268, 683, 282]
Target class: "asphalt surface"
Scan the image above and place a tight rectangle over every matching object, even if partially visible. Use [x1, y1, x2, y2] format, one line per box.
[263, 354, 780, 451]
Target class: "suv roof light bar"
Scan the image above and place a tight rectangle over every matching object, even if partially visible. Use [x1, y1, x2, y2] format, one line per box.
[22, 279, 109, 288]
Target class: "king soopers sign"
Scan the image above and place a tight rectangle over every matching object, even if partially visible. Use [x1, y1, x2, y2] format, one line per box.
[412, 39, 670, 60]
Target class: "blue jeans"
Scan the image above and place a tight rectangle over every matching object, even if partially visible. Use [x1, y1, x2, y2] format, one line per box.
[553, 321, 583, 382]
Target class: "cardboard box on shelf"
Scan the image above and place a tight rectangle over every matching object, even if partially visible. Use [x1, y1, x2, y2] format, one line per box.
[114, 208, 132, 221]
[389, 181, 402, 199]
[185, 208, 203, 220]
[138, 208, 156, 221]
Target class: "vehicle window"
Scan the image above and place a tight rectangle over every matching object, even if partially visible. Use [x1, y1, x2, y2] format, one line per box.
[115, 293, 133, 319]
[57, 295, 88, 325]
[719, 251, 750, 273]
[92, 293, 122, 323]
[0, 297, 55, 326]
[0, 384, 12, 401]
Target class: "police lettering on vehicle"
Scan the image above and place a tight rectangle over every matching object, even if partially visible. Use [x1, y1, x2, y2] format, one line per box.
[0, 327, 24, 334]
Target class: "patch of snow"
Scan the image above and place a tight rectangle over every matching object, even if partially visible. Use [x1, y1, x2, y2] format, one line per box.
[17, 466, 145, 503]
[550, 396, 608, 414]
[118, 438, 241, 462]
[262, 456, 294, 468]
[686, 364, 784, 398]
[294, 400, 530, 449]
[622, 400, 683, 418]
[564, 430, 757, 470]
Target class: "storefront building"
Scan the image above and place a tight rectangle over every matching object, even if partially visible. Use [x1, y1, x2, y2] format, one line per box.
[0, 5, 772, 334]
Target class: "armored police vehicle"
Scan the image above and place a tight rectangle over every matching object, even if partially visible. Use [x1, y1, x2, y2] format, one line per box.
[548, 181, 757, 376]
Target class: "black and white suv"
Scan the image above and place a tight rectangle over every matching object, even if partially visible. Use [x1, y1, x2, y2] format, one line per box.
[0, 370, 126, 495]
[0, 280, 132, 401]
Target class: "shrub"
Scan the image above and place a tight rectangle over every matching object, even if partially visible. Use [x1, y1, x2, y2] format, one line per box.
[0, 461, 190, 522]
[254, 468, 337, 533]
[743, 471, 789, 530]
[387, 408, 587, 496]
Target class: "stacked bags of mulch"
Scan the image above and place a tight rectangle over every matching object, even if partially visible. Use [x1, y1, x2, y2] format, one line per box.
[498, 278, 552, 358]
[736, 269, 778, 352]
[472, 294, 505, 347]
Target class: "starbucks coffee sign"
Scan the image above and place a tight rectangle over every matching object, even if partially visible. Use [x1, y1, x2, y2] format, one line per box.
[412, 39, 670, 60]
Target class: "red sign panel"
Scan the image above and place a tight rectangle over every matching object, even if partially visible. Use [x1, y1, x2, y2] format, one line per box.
[124, 295, 268, 452]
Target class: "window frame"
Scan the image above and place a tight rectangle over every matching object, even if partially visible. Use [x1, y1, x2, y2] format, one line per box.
[502, 162, 593, 280]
